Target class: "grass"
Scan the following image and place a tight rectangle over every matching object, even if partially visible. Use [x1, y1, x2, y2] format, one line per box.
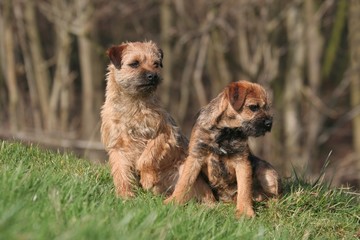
[0, 141, 359, 240]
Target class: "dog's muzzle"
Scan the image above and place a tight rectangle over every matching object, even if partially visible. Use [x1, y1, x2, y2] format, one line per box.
[263, 118, 273, 132]
[145, 72, 160, 86]
[137, 72, 161, 92]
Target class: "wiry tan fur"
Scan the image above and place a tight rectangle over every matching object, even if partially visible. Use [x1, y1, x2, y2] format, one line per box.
[101, 41, 214, 202]
[165, 81, 282, 218]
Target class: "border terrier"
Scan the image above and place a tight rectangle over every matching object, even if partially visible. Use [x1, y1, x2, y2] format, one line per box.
[165, 81, 282, 218]
[100, 41, 214, 202]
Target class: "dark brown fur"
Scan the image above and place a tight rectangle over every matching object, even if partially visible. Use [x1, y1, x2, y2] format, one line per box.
[101, 41, 214, 203]
[165, 81, 282, 218]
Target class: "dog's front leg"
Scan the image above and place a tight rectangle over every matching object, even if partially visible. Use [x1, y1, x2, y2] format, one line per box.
[164, 154, 206, 204]
[136, 133, 168, 191]
[234, 159, 255, 218]
[109, 149, 135, 198]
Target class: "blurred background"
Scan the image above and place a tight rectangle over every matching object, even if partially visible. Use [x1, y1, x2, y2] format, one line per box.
[0, 0, 359, 189]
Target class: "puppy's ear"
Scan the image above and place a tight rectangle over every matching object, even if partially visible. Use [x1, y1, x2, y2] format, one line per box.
[225, 82, 247, 111]
[158, 48, 163, 68]
[107, 44, 127, 69]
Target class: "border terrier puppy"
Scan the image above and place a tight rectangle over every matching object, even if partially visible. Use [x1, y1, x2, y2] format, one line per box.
[165, 81, 281, 218]
[100, 41, 214, 202]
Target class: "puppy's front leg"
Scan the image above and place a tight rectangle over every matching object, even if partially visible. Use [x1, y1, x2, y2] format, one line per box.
[137, 133, 167, 190]
[235, 159, 255, 218]
[109, 150, 135, 198]
[164, 155, 205, 204]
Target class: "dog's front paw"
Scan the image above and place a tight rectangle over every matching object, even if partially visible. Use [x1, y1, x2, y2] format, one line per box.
[140, 172, 157, 190]
[115, 187, 135, 199]
[164, 196, 175, 205]
[235, 205, 255, 218]
[164, 195, 184, 205]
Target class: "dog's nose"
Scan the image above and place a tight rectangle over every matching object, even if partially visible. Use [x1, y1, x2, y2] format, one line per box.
[264, 118, 273, 129]
[146, 73, 156, 80]
[146, 72, 159, 84]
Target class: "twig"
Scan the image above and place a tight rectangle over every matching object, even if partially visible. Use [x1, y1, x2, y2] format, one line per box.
[301, 86, 338, 118]
[318, 105, 360, 144]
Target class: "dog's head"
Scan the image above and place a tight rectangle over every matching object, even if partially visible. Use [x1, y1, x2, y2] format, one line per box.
[216, 80, 273, 137]
[107, 41, 163, 96]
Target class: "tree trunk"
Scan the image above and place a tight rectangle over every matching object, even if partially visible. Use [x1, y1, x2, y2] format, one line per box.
[13, 1, 42, 131]
[0, 10, 4, 97]
[348, 0, 360, 175]
[177, 41, 199, 124]
[25, 0, 51, 130]
[3, 0, 19, 132]
[284, 5, 305, 175]
[78, 36, 95, 138]
[211, 29, 231, 95]
[303, 0, 323, 174]
[193, 33, 209, 107]
[75, 0, 98, 139]
[50, 17, 72, 132]
[322, 0, 347, 79]
[192, 10, 216, 108]
[160, 0, 172, 109]
[236, 5, 262, 81]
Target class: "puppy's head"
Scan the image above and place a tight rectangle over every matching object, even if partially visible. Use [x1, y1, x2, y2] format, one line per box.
[218, 80, 273, 137]
[107, 41, 163, 96]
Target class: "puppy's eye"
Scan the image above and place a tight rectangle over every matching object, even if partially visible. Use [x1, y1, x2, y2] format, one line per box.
[154, 62, 160, 68]
[128, 61, 140, 68]
[249, 105, 260, 112]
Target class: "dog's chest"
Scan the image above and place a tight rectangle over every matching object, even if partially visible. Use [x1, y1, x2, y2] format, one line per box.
[125, 110, 161, 140]
[213, 127, 247, 155]
[204, 155, 237, 202]
[106, 109, 161, 152]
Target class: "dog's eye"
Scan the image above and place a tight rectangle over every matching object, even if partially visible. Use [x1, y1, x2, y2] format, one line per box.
[128, 61, 140, 68]
[249, 105, 260, 112]
[154, 62, 160, 68]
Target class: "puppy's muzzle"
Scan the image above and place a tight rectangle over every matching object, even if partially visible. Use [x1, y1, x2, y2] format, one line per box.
[264, 118, 273, 132]
[145, 72, 160, 86]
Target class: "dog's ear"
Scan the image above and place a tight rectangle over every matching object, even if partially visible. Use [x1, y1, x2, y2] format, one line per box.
[225, 82, 248, 111]
[158, 48, 163, 68]
[107, 44, 127, 69]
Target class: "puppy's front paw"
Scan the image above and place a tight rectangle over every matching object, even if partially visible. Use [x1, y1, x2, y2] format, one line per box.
[116, 188, 135, 199]
[140, 172, 157, 190]
[164, 195, 185, 205]
[235, 205, 255, 218]
[164, 196, 175, 205]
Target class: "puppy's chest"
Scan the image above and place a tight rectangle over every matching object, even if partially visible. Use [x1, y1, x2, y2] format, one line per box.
[200, 127, 249, 201]
[203, 155, 237, 202]
[127, 120, 158, 140]
[198, 127, 247, 156]
[213, 127, 247, 154]
[107, 111, 161, 151]
[124, 111, 162, 140]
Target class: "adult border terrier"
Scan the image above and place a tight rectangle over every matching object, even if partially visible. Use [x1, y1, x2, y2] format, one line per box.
[100, 41, 214, 202]
[165, 81, 282, 218]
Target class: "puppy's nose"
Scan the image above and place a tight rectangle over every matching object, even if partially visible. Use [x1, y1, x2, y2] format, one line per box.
[146, 72, 160, 85]
[146, 73, 156, 80]
[264, 118, 273, 129]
